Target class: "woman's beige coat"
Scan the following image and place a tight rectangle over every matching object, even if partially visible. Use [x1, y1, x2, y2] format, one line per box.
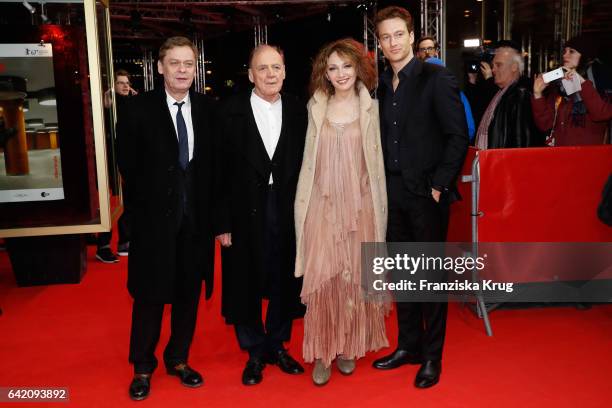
[294, 82, 387, 278]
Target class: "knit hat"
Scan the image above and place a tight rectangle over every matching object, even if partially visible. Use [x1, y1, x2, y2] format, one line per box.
[564, 35, 598, 61]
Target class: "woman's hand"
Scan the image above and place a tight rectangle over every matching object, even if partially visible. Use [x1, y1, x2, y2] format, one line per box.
[564, 69, 585, 84]
[533, 74, 548, 99]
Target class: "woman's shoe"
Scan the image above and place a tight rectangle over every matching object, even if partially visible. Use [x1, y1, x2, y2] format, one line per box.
[312, 359, 331, 386]
[336, 357, 355, 375]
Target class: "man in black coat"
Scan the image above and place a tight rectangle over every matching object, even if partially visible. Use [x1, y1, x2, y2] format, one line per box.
[475, 45, 544, 149]
[117, 36, 215, 401]
[372, 7, 468, 388]
[96, 69, 137, 263]
[215, 44, 306, 386]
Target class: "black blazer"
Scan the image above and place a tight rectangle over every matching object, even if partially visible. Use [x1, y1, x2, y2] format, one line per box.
[214, 92, 306, 325]
[378, 59, 468, 198]
[117, 87, 216, 302]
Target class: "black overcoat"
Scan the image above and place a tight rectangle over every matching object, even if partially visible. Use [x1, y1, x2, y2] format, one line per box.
[215, 92, 306, 325]
[117, 87, 216, 303]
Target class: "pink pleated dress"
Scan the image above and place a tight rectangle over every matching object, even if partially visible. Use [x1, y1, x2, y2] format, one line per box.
[301, 117, 389, 367]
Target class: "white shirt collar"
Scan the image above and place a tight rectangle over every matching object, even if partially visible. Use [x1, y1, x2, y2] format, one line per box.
[250, 90, 281, 108]
[166, 91, 190, 108]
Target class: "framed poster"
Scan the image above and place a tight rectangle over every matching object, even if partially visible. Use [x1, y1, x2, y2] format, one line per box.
[0, 0, 111, 237]
[0, 43, 65, 203]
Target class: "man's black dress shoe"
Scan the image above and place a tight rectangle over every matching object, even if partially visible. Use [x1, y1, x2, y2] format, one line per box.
[266, 350, 304, 375]
[414, 360, 441, 389]
[166, 364, 203, 388]
[242, 358, 265, 385]
[129, 375, 151, 401]
[372, 349, 421, 370]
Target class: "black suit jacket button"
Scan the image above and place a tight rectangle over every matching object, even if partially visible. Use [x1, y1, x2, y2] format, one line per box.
[168, 165, 175, 172]
[251, 208, 257, 215]
[167, 188, 173, 195]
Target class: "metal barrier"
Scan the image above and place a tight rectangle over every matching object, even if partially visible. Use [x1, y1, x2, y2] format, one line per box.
[451, 145, 612, 336]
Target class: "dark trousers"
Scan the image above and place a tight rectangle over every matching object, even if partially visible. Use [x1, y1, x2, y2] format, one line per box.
[234, 186, 292, 360]
[387, 174, 450, 362]
[118, 183, 131, 245]
[128, 219, 201, 374]
[97, 185, 130, 248]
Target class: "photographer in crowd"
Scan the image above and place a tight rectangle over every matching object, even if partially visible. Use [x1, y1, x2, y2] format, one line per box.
[532, 36, 612, 146]
[465, 51, 497, 130]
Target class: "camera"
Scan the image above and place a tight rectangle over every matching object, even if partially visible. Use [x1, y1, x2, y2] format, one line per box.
[541, 67, 580, 96]
[542, 67, 566, 83]
[465, 46, 495, 74]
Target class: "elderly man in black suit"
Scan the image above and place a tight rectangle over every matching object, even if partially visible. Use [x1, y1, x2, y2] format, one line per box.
[215, 44, 306, 386]
[117, 36, 216, 401]
[371, 7, 468, 389]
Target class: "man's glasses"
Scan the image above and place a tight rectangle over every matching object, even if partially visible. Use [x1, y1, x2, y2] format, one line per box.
[418, 46, 438, 53]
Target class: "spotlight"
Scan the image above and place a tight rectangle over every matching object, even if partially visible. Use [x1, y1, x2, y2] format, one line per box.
[464, 39, 481, 48]
[357, 2, 375, 11]
[22, 1, 35, 14]
[40, 1, 49, 23]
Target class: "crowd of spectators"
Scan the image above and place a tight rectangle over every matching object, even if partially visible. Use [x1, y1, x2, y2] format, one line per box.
[416, 35, 612, 150]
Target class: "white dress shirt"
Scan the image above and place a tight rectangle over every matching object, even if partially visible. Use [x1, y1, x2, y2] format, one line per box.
[250, 90, 282, 184]
[166, 91, 194, 161]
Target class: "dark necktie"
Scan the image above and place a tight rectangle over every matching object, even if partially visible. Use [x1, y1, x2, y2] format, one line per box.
[174, 101, 189, 169]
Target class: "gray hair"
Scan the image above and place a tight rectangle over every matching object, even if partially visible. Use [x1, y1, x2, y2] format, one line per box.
[498, 46, 524, 75]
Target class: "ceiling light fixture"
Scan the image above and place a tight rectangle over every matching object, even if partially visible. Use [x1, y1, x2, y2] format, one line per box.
[36, 87, 56, 106]
[43, 122, 58, 131]
[0, 76, 27, 101]
[25, 118, 44, 127]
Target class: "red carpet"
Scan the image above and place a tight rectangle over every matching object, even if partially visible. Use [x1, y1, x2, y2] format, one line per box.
[0, 243, 611, 408]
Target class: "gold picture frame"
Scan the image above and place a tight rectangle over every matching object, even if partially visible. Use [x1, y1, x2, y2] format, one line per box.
[0, 0, 111, 238]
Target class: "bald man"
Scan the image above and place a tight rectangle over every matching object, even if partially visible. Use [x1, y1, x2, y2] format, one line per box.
[215, 45, 306, 385]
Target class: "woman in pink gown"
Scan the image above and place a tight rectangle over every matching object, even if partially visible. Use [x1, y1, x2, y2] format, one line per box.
[294, 38, 390, 385]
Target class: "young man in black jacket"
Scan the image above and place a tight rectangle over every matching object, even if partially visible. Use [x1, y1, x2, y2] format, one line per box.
[372, 6, 468, 389]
